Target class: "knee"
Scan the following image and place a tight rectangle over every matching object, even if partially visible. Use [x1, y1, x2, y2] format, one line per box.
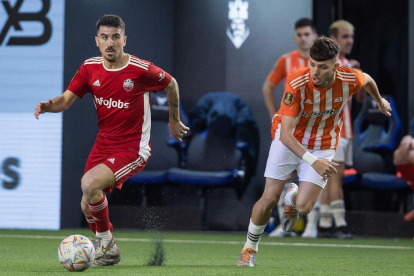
[81, 175, 99, 196]
[80, 199, 89, 213]
[260, 195, 280, 210]
[295, 201, 313, 215]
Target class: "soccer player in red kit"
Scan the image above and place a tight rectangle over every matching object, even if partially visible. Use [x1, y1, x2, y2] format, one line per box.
[237, 37, 391, 267]
[34, 15, 189, 266]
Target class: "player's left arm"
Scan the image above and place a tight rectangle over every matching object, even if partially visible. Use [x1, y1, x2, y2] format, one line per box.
[362, 73, 392, 117]
[165, 77, 190, 142]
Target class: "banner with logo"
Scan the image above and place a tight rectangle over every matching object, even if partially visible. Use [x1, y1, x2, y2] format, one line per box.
[0, 0, 65, 230]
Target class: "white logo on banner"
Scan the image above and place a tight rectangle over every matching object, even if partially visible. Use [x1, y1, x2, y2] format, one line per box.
[227, 0, 249, 49]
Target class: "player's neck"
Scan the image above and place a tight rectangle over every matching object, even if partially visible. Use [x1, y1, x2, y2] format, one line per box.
[103, 53, 129, 69]
[298, 48, 310, 58]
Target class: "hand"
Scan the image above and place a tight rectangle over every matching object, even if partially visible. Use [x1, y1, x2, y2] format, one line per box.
[378, 97, 392, 117]
[169, 120, 190, 142]
[349, 59, 360, 69]
[311, 160, 339, 180]
[34, 99, 53, 120]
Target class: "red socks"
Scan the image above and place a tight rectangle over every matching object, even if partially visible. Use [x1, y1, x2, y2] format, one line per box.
[88, 196, 112, 233]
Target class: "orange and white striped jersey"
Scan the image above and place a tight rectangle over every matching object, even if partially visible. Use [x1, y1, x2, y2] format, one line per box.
[271, 66, 365, 150]
[338, 57, 353, 139]
[267, 50, 310, 85]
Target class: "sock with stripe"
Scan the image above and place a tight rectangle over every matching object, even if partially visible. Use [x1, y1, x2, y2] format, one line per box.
[85, 216, 96, 234]
[244, 219, 266, 252]
[88, 195, 112, 237]
[331, 199, 347, 227]
[319, 204, 333, 228]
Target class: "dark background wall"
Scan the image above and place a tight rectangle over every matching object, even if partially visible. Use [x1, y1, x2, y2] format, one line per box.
[61, 0, 410, 229]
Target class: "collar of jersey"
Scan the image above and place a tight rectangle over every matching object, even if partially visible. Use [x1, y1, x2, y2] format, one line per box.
[102, 54, 130, 72]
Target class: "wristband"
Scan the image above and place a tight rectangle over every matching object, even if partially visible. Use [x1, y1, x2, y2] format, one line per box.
[302, 151, 318, 165]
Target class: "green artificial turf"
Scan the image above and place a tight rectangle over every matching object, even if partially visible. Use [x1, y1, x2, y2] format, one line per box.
[0, 229, 413, 275]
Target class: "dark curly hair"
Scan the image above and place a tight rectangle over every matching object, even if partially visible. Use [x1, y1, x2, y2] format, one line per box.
[309, 36, 340, 62]
[96, 14, 125, 34]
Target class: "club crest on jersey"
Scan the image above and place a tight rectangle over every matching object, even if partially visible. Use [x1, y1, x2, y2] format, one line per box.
[283, 92, 294, 106]
[123, 79, 134, 92]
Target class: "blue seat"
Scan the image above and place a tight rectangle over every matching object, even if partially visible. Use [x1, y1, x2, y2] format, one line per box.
[168, 92, 259, 199]
[353, 95, 405, 190]
[166, 93, 259, 229]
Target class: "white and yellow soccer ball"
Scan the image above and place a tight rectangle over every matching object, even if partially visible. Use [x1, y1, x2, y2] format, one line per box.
[57, 234, 95, 271]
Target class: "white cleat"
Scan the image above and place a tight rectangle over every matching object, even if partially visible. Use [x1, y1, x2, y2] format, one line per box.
[237, 248, 256, 267]
[268, 225, 297, 237]
[302, 225, 318, 238]
[93, 235, 121, 266]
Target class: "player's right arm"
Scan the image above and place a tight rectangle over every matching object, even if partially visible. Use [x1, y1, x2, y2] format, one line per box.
[262, 80, 277, 119]
[263, 57, 286, 119]
[34, 90, 78, 120]
[280, 115, 338, 179]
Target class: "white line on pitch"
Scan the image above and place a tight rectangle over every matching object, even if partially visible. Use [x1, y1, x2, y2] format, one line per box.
[0, 234, 412, 250]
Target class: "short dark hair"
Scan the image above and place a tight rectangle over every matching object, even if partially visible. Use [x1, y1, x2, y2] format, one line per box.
[309, 36, 340, 61]
[96, 14, 125, 34]
[295, 18, 316, 33]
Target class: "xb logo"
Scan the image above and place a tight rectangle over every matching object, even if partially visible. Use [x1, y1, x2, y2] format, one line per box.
[0, 0, 51, 46]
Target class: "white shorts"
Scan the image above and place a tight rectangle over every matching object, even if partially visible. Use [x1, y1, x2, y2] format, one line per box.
[332, 138, 353, 166]
[264, 140, 336, 188]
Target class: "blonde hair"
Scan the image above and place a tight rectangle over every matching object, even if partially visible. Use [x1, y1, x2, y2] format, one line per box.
[329, 20, 354, 37]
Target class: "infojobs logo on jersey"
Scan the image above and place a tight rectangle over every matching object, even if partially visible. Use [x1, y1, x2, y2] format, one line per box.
[94, 95, 130, 109]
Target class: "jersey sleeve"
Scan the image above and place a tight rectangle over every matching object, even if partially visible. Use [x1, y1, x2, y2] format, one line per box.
[266, 56, 286, 85]
[277, 82, 301, 117]
[141, 63, 172, 91]
[351, 68, 366, 95]
[67, 64, 90, 99]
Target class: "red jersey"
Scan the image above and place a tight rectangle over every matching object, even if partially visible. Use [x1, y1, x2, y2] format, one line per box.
[68, 54, 172, 159]
[271, 66, 365, 150]
[267, 50, 310, 85]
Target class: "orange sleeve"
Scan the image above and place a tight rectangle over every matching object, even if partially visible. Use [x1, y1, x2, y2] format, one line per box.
[277, 82, 301, 117]
[267, 56, 286, 85]
[352, 68, 366, 95]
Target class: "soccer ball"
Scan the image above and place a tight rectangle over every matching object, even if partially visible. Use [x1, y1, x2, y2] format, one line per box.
[57, 234, 95, 271]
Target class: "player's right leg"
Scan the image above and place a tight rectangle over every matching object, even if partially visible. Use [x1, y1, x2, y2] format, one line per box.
[81, 163, 121, 266]
[237, 177, 285, 267]
[238, 139, 297, 267]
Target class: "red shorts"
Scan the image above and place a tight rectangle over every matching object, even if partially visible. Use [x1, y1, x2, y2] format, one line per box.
[84, 145, 149, 193]
[395, 163, 414, 190]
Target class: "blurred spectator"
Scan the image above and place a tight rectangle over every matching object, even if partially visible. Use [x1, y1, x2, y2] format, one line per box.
[318, 20, 365, 239]
[393, 135, 414, 222]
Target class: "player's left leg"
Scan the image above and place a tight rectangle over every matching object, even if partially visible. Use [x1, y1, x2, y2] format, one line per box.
[81, 195, 113, 237]
[282, 148, 336, 232]
[302, 195, 320, 238]
[282, 181, 322, 232]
